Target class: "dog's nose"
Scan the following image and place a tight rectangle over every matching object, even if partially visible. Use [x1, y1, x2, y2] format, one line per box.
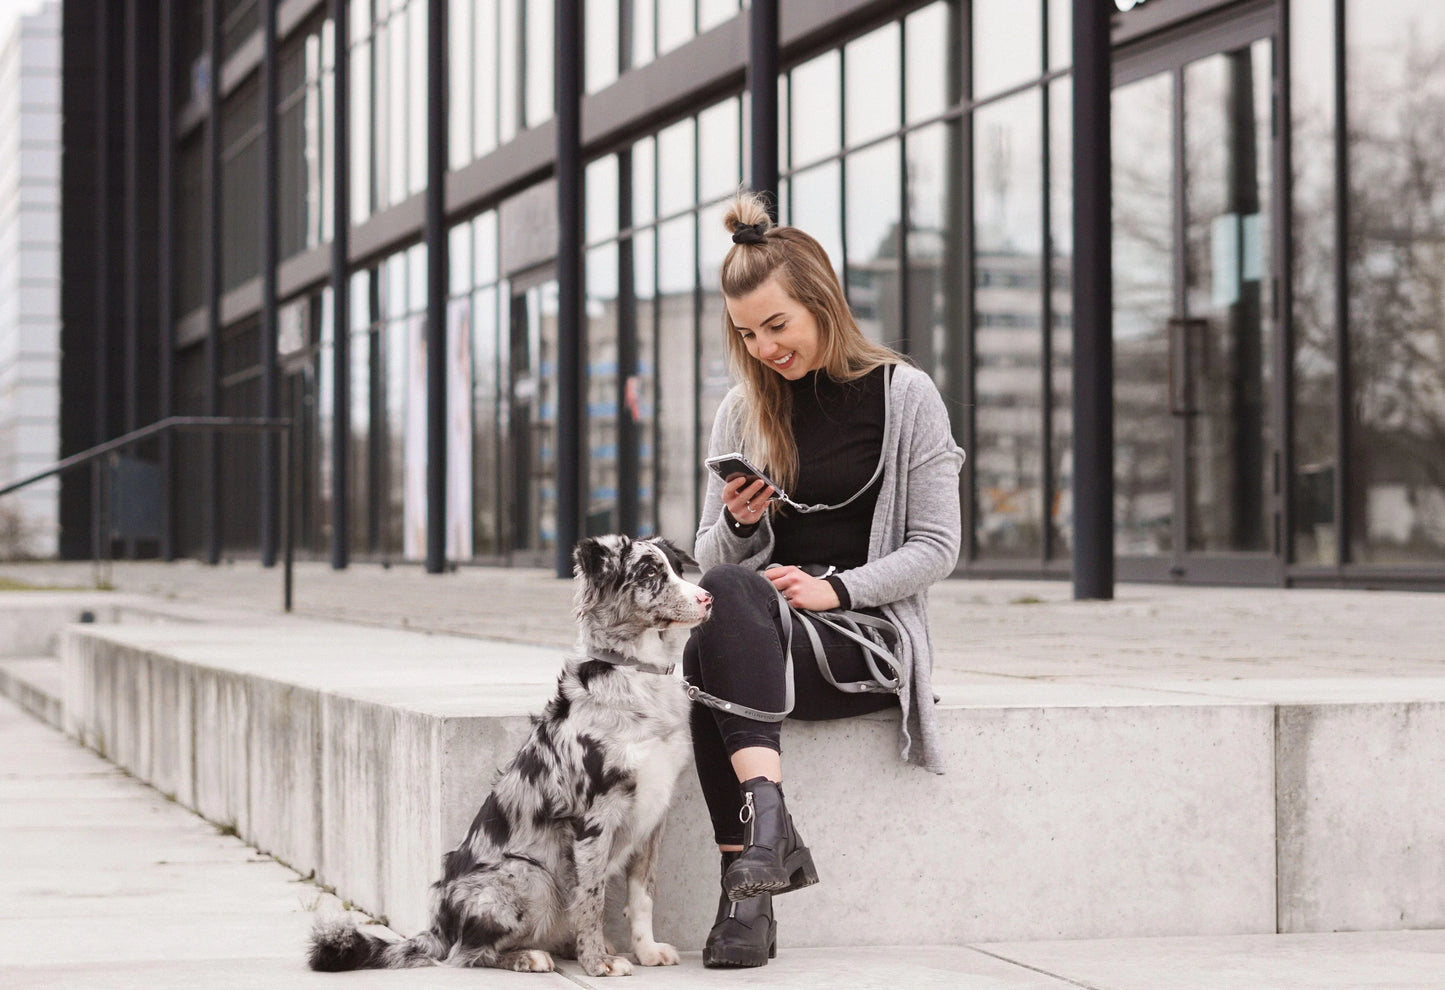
[696, 590, 713, 607]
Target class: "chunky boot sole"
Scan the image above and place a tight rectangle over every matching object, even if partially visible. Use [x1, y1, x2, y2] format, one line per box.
[723, 845, 819, 901]
[702, 922, 777, 968]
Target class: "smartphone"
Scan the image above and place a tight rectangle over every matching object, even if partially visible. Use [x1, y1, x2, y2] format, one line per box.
[704, 452, 783, 500]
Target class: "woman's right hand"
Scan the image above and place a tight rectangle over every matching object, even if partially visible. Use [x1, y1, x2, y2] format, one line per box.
[722, 476, 775, 527]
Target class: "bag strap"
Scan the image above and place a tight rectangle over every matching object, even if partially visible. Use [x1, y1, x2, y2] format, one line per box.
[685, 586, 903, 722]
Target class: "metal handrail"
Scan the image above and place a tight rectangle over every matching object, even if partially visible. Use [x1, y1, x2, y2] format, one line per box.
[0, 416, 295, 611]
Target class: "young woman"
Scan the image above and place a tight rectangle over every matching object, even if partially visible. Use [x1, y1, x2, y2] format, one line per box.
[685, 190, 965, 968]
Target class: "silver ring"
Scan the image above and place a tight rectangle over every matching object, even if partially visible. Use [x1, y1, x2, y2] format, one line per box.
[745, 501, 753, 511]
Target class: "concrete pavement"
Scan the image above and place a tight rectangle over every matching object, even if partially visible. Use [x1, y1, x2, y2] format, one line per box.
[1, 693, 1442, 990]
[3, 559, 1445, 985]
[4, 692, 1445, 988]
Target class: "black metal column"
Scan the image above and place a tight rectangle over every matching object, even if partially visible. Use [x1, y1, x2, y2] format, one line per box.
[331, 0, 351, 569]
[205, 0, 223, 565]
[617, 150, 638, 538]
[747, 0, 779, 214]
[1071, 0, 1114, 599]
[92, 0, 111, 561]
[159, 0, 175, 560]
[123, 0, 140, 440]
[425, 0, 448, 573]
[554, 0, 583, 577]
[260, 0, 280, 566]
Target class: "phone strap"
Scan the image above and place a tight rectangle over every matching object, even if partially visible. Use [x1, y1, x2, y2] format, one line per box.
[777, 364, 893, 515]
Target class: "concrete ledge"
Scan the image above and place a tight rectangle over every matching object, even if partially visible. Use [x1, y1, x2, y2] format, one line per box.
[54, 619, 1445, 948]
[0, 593, 136, 659]
[0, 657, 64, 728]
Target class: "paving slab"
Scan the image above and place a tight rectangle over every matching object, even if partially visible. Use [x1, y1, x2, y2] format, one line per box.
[977, 930, 1445, 990]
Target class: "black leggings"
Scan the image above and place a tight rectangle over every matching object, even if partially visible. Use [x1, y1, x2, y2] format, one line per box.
[683, 564, 898, 845]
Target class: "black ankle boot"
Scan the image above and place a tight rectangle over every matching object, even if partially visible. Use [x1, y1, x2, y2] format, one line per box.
[723, 777, 819, 901]
[703, 853, 776, 968]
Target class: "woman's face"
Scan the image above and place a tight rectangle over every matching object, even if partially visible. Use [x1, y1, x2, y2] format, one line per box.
[724, 276, 823, 380]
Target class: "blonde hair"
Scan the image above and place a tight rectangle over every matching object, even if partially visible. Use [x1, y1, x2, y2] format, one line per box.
[719, 189, 899, 496]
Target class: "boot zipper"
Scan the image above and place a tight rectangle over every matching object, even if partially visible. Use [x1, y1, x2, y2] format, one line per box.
[739, 791, 755, 846]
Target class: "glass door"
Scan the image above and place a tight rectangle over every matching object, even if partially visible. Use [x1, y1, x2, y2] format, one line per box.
[1113, 9, 1281, 583]
[504, 271, 559, 563]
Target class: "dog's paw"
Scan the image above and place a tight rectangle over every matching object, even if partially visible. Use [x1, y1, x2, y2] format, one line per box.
[634, 940, 680, 967]
[505, 949, 555, 973]
[582, 953, 634, 977]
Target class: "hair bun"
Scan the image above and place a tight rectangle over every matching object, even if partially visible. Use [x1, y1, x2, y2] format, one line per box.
[730, 223, 767, 245]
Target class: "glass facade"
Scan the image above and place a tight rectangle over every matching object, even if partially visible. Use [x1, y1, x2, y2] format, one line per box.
[1343, 0, 1445, 564]
[148, 0, 1445, 588]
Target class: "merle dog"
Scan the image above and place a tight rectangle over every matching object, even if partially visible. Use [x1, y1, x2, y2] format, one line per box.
[308, 535, 712, 976]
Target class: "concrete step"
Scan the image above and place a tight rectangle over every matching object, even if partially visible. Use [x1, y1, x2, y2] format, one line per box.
[0, 657, 63, 729]
[10, 686, 1445, 990]
[52, 619, 1445, 950]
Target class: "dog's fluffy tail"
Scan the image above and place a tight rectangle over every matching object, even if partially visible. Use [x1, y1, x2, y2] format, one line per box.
[307, 915, 446, 971]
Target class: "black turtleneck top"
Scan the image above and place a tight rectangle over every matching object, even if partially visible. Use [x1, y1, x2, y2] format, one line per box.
[765, 366, 888, 602]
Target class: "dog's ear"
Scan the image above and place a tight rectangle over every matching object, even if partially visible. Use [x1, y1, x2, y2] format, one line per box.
[572, 537, 613, 581]
[649, 537, 697, 575]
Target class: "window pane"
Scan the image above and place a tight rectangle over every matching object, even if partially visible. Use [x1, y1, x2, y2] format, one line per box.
[632, 136, 656, 225]
[1048, 0, 1071, 71]
[587, 243, 620, 532]
[973, 90, 1044, 558]
[845, 22, 900, 147]
[525, 0, 554, 127]
[1345, 0, 1445, 563]
[473, 0, 498, 156]
[844, 139, 901, 346]
[973, 0, 1042, 99]
[632, 228, 658, 535]
[906, 2, 950, 125]
[657, 0, 693, 56]
[655, 214, 697, 548]
[449, 0, 472, 169]
[499, 0, 519, 141]
[220, 76, 263, 291]
[788, 160, 843, 285]
[1291, 0, 1337, 565]
[697, 97, 740, 203]
[698, 0, 736, 34]
[905, 122, 955, 382]
[449, 220, 472, 295]
[698, 201, 732, 499]
[586, 154, 620, 243]
[586, 0, 619, 94]
[472, 284, 501, 554]
[350, 39, 372, 221]
[176, 137, 206, 314]
[656, 117, 696, 217]
[790, 49, 840, 168]
[474, 210, 499, 284]
[387, 17, 409, 205]
[1048, 78, 1072, 557]
[408, 0, 426, 195]
[632, 0, 655, 69]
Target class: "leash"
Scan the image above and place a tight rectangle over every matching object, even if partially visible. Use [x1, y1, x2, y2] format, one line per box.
[684, 587, 904, 722]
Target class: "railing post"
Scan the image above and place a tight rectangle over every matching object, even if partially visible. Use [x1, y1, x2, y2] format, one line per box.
[281, 422, 293, 611]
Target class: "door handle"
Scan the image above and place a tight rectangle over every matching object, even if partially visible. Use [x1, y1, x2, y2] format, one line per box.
[1167, 317, 1207, 417]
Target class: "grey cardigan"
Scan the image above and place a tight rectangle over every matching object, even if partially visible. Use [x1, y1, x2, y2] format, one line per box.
[694, 362, 965, 773]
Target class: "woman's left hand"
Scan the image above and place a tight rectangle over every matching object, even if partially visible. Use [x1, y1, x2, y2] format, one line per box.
[763, 566, 840, 612]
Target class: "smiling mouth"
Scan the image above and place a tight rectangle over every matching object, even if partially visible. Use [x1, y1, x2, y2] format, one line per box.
[772, 353, 795, 368]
